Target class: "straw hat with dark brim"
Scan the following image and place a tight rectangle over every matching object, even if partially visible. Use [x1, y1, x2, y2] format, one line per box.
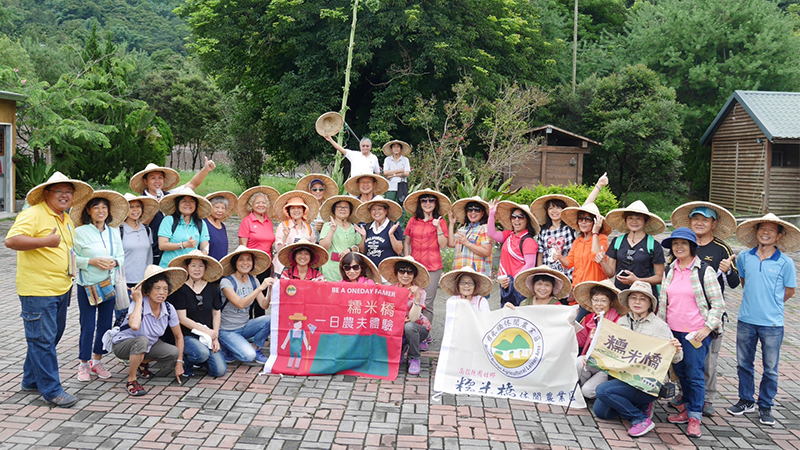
[159, 188, 213, 220]
[134, 265, 188, 296]
[530, 194, 579, 226]
[237, 186, 280, 220]
[403, 189, 452, 217]
[356, 196, 404, 223]
[736, 213, 800, 252]
[561, 202, 612, 235]
[220, 245, 273, 276]
[129, 163, 180, 194]
[341, 253, 381, 284]
[123, 193, 159, 224]
[618, 280, 659, 314]
[25, 171, 94, 207]
[315, 112, 344, 137]
[495, 201, 540, 234]
[605, 200, 666, 236]
[320, 195, 361, 223]
[168, 249, 224, 282]
[671, 201, 737, 240]
[296, 173, 339, 201]
[378, 256, 431, 288]
[70, 190, 129, 228]
[273, 190, 320, 221]
[572, 279, 627, 316]
[381, 140, 412, 157]
[439, 267, 493, 297]
[515, 266, 572, 299]
[277, 239, 329, 269]
[451, 196, 490, 224]
[343, 174, 390, 197]
[205, 191, 238, 222]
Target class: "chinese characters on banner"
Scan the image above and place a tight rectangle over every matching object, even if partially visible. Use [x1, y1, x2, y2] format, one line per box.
[264, 280, 408, 380]
[586, 318, 677, 397]
[434, 299, 587, 408]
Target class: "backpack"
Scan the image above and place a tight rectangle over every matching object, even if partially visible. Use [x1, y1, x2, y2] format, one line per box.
[613, 234, 658, 295]
[221, 274, 259, 309]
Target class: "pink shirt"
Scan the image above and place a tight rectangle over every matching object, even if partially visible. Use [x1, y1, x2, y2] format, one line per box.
[404, 217, 448, 271]
[666, 262, 706, 332]
[238, 213, 275, 256]
[498, 230, 538, 277]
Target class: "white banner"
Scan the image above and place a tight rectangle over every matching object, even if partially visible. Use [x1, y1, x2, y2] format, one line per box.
[434, 300, 586, 408]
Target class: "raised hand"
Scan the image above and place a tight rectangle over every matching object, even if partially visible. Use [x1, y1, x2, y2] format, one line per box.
[594, 246, 606, 264]
[43, 227, 61, 248]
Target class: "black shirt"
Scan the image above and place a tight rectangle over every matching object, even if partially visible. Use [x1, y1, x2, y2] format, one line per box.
[168, 282, 222, 337]
[607, 234, 666, 297]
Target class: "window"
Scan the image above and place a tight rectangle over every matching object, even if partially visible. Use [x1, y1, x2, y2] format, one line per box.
[772, 143, 800, 167]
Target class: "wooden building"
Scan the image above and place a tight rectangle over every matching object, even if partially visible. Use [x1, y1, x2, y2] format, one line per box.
[509, 125, 599, 190]
[701, 91, 800, 215]
[0, 91, 26, 213]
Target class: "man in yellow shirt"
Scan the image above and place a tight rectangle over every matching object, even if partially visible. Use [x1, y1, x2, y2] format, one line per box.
[5, 172, 92, 407]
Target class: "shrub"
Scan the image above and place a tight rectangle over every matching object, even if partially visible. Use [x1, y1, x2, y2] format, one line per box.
[510, 183, 619, 215]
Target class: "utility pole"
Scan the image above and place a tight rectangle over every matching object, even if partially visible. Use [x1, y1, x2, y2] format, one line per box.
[572, 0, 578, 93]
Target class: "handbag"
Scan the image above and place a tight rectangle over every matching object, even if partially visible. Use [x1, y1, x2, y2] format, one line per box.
[79, 228, 117, 307]
[396, 180, 409, 203]
[114, 267, 130, 311]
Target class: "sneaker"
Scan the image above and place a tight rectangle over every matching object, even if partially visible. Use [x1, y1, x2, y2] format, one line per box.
[668, 395, 684, 410]
[222, 348, 235, 364]
[667, 409, 689, 424]
[727, 399, 757, 416]
[645, 402, 654, 420]
[77, 365, 91, 382]
[181, 365, 194, 378]
[254, 350, 268, 365]
[419, 341, 428, 352]
[628, 418, 655, 437]
[687, 417, 702, 438]
[20, 384, 38, 392]
[45, 392, 78, 408]
[759, 407, 776, 426]
[90, 361, 111, 379]
[702, 401, 715, 417]
[408, 358, 421, 375]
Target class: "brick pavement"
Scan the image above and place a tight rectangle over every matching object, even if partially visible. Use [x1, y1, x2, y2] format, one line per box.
[1, 217, 800, 449]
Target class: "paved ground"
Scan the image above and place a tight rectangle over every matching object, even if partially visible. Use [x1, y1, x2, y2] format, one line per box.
[1, 217, 800, 450]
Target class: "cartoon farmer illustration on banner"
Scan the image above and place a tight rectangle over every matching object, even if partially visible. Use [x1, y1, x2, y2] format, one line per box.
[281, 312, 311, 369]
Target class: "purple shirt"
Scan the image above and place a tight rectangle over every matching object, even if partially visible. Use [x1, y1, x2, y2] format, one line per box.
[112, 299, 179, 352]
[205, 218, 229, 261]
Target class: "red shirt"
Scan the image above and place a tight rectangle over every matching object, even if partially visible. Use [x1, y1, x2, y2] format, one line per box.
[499, 230, 538, 277]
[238, 212, 275, 256]
[404, 216, 449, 271]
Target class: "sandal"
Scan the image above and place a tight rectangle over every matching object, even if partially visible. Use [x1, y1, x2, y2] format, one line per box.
[126, 380, 147, 396]
[137, 364, 154, 380]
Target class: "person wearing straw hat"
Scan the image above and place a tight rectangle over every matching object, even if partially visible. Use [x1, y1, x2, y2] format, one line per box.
[157, 188, 212, 268]
[281, 312, 312, 370]
[593, 280, 683, 438]
[324, 135, 380, 177]
[486, 200, 540, 308]
[204, 191, 238, 261]
[601, 200, 666, 298]
[727, 214, 798, 426]
[319, 196, 364, 281]
[111, 265, 188, 396]
[379, 256, 431, 375]
[120, 194, 158, 290]
[237, 187, 280, 256]
[506, 266, 571, 308]
[357, 196, 405, 274]
[296, 174, 338, 241]
[71, 190, 128, 383]
[273, 190, 320, 274]
[168, 251, 227, 378]
[343, 173, 390, 203]
[668, 201, 738, 417]
[218, 246, 275, 365]
[339, 252, 380, 284]
[574, 279, 625, 399]
[531, 194, 579, 279]
[447, 196, 492, 278]
[382, 140, 411, 203]
[440, 267, 494, 312]
[276, 239, 328, 281]
[5, 172, 93, 407]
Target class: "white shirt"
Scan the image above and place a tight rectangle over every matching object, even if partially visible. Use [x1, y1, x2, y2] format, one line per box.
[345, 150, 380, 177]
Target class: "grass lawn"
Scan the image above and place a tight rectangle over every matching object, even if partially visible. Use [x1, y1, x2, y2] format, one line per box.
[105, 169, 297, 196]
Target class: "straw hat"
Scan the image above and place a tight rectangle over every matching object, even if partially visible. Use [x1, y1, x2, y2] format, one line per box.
[205, 191, 238, 221]
[736, 213, 800, 252]
[355, 196, 403, 223]
[605, 200, 666, 236]
[277, 239, 329, 269]
[618, 280, 658, 314]
[168, 249, 224, 282]
[320, 195, 361, 223]
[237, 186, 280, 220]
[220, 245, 273, 276]
[343, 174, 390, 197]
[25, 171, 93, 207]
[159, 188, 213, 220]
[378, 256, 431, 288]
[273, 190, 320, 221]
[439, 267, 493, 297]
[129, 163, 180, 194]
[572, 279, 627, 316]
[530, 194, 579, 226]
[561, 202, 612, 235]
[134, 265, 188, 296]
[671, 201, 737, 240]
[70, 190, 129, 228]
[288, 312, 307, 321]
[296, 173, 338, 201]
[122, 193, 159, 224]
[515, 266, 572, 299]
[403, 189, 452, 217]
[451, 196, 490, 224]
[340, 253, 381, 284]
[381, 139, 412, 157]
[315, 111, 344, 137]
[495, 201, 540, 234]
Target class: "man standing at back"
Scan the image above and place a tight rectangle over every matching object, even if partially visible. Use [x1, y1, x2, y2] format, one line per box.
[324, 135, 380, 177]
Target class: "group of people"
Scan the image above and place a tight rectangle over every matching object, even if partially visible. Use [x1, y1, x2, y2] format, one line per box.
[5, 143, 797, 441]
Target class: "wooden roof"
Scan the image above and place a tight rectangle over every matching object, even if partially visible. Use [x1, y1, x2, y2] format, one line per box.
[531, 124, 601, 146]
[701, 90, 800, 145]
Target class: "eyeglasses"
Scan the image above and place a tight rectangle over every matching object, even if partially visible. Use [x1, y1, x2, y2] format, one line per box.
[397, 267, 415, 274]
[48, 189, 74, 196]
[626, 248, 636, 264]
[590, 297, 609, 304]
[510, 214, 526, 219]
[466, 207, 483, 213]
[311, 188, 325, 192]
[577, 216, 594, 223]
[195, 294, 204, 311]
[459, 281, 476, 287]
[343, 264, 361, 272]
[420, 198, 437, 204]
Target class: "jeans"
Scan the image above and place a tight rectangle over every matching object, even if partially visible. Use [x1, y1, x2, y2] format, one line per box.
[77, 285, 115, 361]
[673, 331, 710, 420]
[183, 335, 227, 377]
[594, 378, 656, 425]
[218, 316, 271, 362]
[20, 290, 71, 399]
[736, 320, 783, 408]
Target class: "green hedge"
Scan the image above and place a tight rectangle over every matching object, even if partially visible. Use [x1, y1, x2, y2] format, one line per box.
[509, 183, 620, 215]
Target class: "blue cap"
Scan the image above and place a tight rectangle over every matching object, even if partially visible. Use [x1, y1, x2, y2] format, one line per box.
[689, 206, 717, 220]
[661, 227, 697, 249]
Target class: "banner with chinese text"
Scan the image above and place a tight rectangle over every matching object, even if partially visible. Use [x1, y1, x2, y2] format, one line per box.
[265, 280, 408, 380]
[434, 300, 586, 408]
[586, 318, 676, 397]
